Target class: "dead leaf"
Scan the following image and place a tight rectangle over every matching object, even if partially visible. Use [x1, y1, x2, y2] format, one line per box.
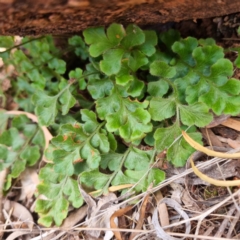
[200, 128, 224, 147]
[152, 198, 191, 240]
[181, 190, 202, 212]
[6, 231, 31, 240]
[4, 200, 34, 230]
[154, 191, 169, 232]
[19, 168, 39, 201]
[61, 205, 88, 229]
[1, 78, 11, 92]
[216, 135, 228, 143]
[206, 114, 230, 128]
[79, 186, 119, 240]
[222, 118, 240, 132]
[110, 205, 133, 240]
[170, 182, 183, 204]
[227, 138, 240, 149]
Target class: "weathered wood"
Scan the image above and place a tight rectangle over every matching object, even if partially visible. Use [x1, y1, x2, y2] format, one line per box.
[0, 0, 240, 36]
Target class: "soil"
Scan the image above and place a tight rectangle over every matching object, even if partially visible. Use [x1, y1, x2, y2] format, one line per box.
[0, 0, 240, 36]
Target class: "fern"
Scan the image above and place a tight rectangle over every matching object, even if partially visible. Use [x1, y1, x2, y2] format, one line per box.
[0, 24, 239, 226]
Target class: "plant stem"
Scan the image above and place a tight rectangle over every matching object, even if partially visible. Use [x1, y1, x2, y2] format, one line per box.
[0, 36, 45, 54]
[176, 105, 180, 125]
[102, 147, 132, 194]
[86, 121, 105, 143]
[163, 78, 179, 99]
[55, 71, 99, 98]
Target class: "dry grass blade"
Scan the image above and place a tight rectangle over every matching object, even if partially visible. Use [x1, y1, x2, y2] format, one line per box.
[110, 205, 133, 240]
[183, 130, 240, 186]
[226, 210, 240, 238]
[109, 184, 134, 192]
[182, 130, 240, 158]
[90, 184, 134, 196]
[214, 204, 236, 237]
[190, 156, 240, 186]
[200, 226, 215, 240]
[129, 195, 149, 240]
[165, 232, 237, 240]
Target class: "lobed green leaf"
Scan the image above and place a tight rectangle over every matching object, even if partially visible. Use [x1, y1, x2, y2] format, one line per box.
[36, 164, 83, 226]
[83, 23, 125, 57]
[97, 88, 152, 142]
[154, 124, 202, 166]
[80, 169, 110, 190]
[32, 92, 58, 126]
[149, 96, 176, 121]
[178, 102, 213, 127]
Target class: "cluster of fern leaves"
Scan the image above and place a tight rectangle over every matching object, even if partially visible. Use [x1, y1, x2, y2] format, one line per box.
[0, 23, 240, 226]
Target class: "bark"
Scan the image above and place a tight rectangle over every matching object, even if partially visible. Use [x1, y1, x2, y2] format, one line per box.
[0, 0, 240, 36]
